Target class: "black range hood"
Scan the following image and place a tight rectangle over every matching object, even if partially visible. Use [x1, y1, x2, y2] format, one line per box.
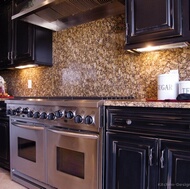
[12, 0, 125, 31]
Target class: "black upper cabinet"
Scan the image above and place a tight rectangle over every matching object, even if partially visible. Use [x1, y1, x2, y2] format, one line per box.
[13, 20, 53, 67]
[125, 0, 190, 49]
[0, 0, 52, 69]
[0, 2, 12, 65]
[33, 26, 52, 66]
[13, 20, 33, 63]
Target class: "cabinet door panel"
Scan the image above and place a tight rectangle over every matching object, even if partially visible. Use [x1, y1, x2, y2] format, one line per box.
[106, 132, 158, 189]
[0, 122, 9, 160]
[0, 120, 10, 170]
[35, 26, 52, 65]
[159, 140, 190, 189]
[116, 144, 146, 189]
[126, 0, 182, 44]
[0, 3, 12, 65]
[13, 20, 33, 61]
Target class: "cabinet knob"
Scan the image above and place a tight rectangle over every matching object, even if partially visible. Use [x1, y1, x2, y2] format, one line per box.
[126, 119, 132, 125]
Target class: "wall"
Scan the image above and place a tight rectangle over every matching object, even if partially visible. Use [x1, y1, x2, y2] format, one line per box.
[1, 14, 190, 99]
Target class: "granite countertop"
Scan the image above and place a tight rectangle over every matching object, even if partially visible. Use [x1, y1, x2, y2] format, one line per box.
[104, 99, 190, 108]
[5, 97, 190, 109]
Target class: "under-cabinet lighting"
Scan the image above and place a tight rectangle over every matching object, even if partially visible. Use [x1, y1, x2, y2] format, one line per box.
[134, 42, 189, 52]
[15, 64, 38, 69]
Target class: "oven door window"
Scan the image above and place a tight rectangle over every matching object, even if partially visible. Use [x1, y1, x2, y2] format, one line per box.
[57, 147, 84, 179]
[18, 137, 36, 162]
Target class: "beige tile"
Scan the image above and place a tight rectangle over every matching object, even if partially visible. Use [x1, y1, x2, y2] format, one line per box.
[0, 168, 27, 189]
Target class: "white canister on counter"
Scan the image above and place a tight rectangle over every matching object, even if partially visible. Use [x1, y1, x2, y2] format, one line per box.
[157, 73, 179, 100]
[178, 81, 190, 94]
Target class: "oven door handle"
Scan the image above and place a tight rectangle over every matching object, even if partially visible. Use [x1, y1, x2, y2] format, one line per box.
[12, 122, 44, 131]
[48, 128, 99, 139]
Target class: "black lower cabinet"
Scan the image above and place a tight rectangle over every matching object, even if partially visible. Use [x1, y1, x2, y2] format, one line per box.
[0, 119, 9, 170]
[106, 133, 190, 189]
[106, 132, 158, 189]
[159, 140, 190, 189]
[106, 107, 190, 189]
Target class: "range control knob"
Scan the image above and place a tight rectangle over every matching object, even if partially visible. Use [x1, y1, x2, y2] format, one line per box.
[47, 113, 55, 120]
[65, 111, 74, 119]
[40, 112, 47, 119]
[27, 111, 34, 118]
[55, 110, 63, 119]
[7, 109, 12, 115]
[74, 115, 83, 123]
[84, 115, 93, 125]
[33, 112, 40, 119]
[22, 107, 29, 114]
[7, 109, 16, 116]
[16, 107, 23, 114]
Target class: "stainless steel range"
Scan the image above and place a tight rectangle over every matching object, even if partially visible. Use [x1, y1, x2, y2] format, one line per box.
[6, 98, 105, 189]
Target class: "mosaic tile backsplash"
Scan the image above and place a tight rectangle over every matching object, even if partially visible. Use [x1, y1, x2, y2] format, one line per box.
[1, 14, 190, 99]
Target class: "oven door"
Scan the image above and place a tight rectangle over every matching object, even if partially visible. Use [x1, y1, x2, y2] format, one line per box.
[10, 120, 46, 183]
[47, 127, 100, 189]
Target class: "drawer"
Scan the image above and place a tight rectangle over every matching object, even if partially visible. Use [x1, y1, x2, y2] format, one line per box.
[106, 107, 190, 134]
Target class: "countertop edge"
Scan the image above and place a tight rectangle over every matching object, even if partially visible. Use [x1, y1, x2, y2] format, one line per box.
[104, 99, 190, 108]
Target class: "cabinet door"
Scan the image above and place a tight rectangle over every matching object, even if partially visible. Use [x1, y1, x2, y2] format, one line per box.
[0, 2, 12, 65]
[126, 0, 182, 45]
[106, 132, 158, 189]
[12, 0, 52, 67]
[34, 26, 52, 66]
[0, 120, 10, 170]
[13, 20, 33, 62]
[159, 139, 190, 189]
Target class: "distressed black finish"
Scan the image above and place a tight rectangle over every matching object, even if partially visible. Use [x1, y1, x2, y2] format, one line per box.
[0, 1, 52, 69]
[125, 0, 190, 49]
[106, 107, 190, 189]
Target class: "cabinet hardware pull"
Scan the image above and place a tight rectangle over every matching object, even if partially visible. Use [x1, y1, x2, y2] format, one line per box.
[149, 148, 153, 166]
[160, 150, 165, 169]
[11, 51, 13, 60]
[7, 52, 10, 60]
[126, 23, 129, 36]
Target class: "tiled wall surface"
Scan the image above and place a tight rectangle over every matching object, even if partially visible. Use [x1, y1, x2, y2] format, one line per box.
[1, 14, 190, 99]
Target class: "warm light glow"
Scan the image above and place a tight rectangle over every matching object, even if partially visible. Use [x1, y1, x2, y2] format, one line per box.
[15, 64, 38, 69]
[135, 42, 189, 52]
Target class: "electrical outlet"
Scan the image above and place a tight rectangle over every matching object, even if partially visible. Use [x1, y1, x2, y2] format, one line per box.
[28, 80, 32, 89]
